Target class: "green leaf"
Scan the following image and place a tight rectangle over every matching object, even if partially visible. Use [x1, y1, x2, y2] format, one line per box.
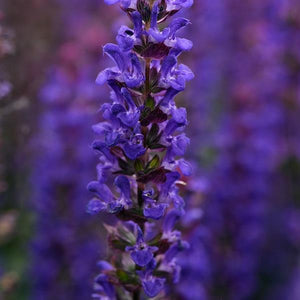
[110, 239, 131, 251]
[145, 96, 155, 109]
[147, 155, 160, 170]
[147, 123, 159, 145]
[134, 159, 144, 172]
[148, 233, 163, 246]
[116, 269, 140, 285]
[116, 158, 135, 175]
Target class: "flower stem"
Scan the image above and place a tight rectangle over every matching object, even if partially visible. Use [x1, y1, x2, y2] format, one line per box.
[133, 289, 140, 300]
[145, 58, 151, 101]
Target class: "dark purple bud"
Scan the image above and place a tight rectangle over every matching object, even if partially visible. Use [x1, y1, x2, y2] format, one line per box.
[137, 167, 168, 184]
[139, 43, 171, 59]
[140, 106, 168, 126]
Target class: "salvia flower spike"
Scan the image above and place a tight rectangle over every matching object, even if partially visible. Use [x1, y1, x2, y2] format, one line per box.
[88, 0, 193, 298]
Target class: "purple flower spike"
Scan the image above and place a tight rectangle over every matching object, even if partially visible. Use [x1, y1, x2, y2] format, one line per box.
[88, 0, 193, 297]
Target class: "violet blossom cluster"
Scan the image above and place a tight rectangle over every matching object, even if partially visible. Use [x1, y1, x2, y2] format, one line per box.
[87, 0, 194, 298]
[178, 0, 285, 298]
[31, 1, 111, 298]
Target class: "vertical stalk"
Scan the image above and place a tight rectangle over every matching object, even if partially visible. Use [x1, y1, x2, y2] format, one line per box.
[133, 289, 140, 300]
[145, 57, 151, 102]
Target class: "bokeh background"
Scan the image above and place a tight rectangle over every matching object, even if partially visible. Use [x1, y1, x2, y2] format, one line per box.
[1, 0, 300, 299]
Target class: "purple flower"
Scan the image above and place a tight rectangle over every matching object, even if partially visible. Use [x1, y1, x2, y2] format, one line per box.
[149, 5, 193, 53]
[143, 189, 168, 220]
[116, 26, 135, 52]
[96, 44, 144, 88]
[94, 274, 116, 299]
[126, 226, 158, 267]
[87, 175, 131, 214]
[123, 133, 146, 159]
[137, 259, 166, 298]
[142, 275, 166, 298]
[160, 55, 194, 90]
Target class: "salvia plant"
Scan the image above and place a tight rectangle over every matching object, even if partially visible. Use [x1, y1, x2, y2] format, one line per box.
[87, 0, 194, 298]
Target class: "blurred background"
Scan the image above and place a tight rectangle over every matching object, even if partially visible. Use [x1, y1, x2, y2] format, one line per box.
[0, 0, 300, 299]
